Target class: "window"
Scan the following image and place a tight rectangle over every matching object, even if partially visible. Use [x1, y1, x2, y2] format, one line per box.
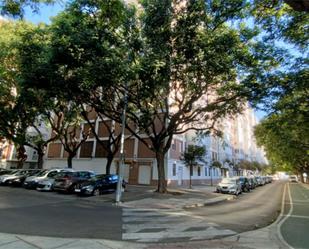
[47, 171, 58, 178]
[172, 163, 177, 176]
[190, 167, 193, 176]
[80, 141, 94, 158]
[211, 151, 218, 161]
[180, 141, 183, 153]
[205, 167, 208, 176]
[197, 167, 201, 176]
[32, 151, 38, 161]
[172, 140, 176, 150]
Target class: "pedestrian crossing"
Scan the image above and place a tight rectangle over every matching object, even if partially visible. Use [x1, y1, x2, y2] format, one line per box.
[122, 208, 236, 242]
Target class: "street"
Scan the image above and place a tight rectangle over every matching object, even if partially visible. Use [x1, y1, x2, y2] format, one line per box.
[188, 180, 284, 233]
[0, 181, 284, 243]
[280, 183, 309, 248]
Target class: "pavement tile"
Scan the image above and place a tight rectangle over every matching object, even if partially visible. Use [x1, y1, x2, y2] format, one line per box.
[0, 233, 19, 246]
[96, 239, 146, 249]
[0, 240, 38, 249]
[16, 235, 76, 249]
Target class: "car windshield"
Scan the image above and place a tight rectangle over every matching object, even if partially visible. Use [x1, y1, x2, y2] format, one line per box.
[15, 170, 28, 176]
[35, 170, 48, 176]
[7, 170, 19, 174]
[221, 178, 236, 184]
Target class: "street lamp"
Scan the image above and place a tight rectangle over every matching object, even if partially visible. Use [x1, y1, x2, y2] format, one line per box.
[115, 82, 128, 205]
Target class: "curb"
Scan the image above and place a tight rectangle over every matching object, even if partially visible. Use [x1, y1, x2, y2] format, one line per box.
[183, 195, 235, 209]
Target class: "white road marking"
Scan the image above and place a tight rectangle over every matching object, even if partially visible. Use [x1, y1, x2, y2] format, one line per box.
[122, 208, 236, 242]
[277, 183, 294, 249]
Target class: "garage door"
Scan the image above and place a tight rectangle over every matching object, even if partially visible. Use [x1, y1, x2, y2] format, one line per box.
[138, 165, 151, 185]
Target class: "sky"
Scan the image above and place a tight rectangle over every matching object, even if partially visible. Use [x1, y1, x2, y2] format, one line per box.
[24, 2, 65, 24]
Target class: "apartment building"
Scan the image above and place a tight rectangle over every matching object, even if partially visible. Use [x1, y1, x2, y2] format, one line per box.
[42, 104, 266, 187]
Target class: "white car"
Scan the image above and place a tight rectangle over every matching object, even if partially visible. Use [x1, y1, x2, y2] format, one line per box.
[0, 170, 22, 185]
[216, 177, 242, 195]
[289, 175, 298, 182]
[36, 178, 56, 191]
[23, 169, 74, 189]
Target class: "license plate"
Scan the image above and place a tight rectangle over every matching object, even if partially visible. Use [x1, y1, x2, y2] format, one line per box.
[75, 189, 81, 192]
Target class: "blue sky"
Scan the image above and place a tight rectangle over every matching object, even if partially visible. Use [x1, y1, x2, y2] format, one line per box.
[24, 2, 65, 24]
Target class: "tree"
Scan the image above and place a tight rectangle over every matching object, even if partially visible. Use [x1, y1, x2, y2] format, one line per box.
[81, 107, 128, 175]
[95, 0, 278, 193]
[23, 118, 58, 168]
[181, 144, 206, 189]
[0, 0, 55, 18]
[12, 0, 303, 193]
[254, 111, 309, 181]
[46, 101, 90, 168]
[30, 0, 277, 193]
[0, 20, 47, 168]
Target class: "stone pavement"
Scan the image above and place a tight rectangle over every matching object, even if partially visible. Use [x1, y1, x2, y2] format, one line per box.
[0, 184, 290, 249]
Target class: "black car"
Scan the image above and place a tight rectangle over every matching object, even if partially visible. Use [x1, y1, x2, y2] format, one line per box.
[10, 169, 42, 187]
[238, 176, 251, 192]
[74, 174, 126, 196]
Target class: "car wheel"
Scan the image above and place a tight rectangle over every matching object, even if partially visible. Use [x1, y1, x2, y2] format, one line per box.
[93, 188, 100, 196]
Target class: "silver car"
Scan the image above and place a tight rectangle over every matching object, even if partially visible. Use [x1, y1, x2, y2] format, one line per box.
[216, 177, 242, 195]
[0, 170, 21, 185]
[36, 169, 75, 191]
[23, 169, 71, 189]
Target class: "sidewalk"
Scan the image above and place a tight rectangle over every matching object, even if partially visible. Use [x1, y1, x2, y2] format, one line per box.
[0, 184, 289, 249]
[119, 184, 235, 209]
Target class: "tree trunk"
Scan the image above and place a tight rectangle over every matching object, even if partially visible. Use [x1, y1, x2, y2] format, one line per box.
[16, 145, 27, 169]
[299, 171, 304, 183]
[37, 151, 44, 169]
[105, 153, 114, 174]
[156, 150, 167, 193]
[189, 165, 192, 189]
[67, 155, 73, 168]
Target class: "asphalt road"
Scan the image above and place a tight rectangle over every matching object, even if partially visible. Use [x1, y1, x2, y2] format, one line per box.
[280, 183, 309, 249]
[0, 187, 122, 239]
[188, 180, 285, 233]
[0, 181, 284, 241]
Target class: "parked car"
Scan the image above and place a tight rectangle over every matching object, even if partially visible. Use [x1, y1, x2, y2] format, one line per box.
[238, 176, 251, 192]
[74, 174, 126, 196]
[10, 169, 42, 187]
[248, 177, 257, 189]
[36, 169, 75, 191]
[216, 177, 242, 195]
[289, 175, 298, 182]
[53, 171, 96, 193]
[0, 170, 22, 185]
[0, 169, 14, 176]
[23, 169, 70, 189]
[255, 176, 263, 186]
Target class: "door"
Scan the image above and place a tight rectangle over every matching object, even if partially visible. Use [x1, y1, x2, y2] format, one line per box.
[138, 165, 151, 185]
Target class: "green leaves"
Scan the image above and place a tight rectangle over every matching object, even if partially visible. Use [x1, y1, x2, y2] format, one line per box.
[181, 144, 206, 167]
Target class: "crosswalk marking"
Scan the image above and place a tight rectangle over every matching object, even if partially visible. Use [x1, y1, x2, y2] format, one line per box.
[122, 208, 236, 242]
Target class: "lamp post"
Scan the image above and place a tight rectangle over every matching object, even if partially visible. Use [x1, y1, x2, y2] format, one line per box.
[115, 82, 128, 205]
